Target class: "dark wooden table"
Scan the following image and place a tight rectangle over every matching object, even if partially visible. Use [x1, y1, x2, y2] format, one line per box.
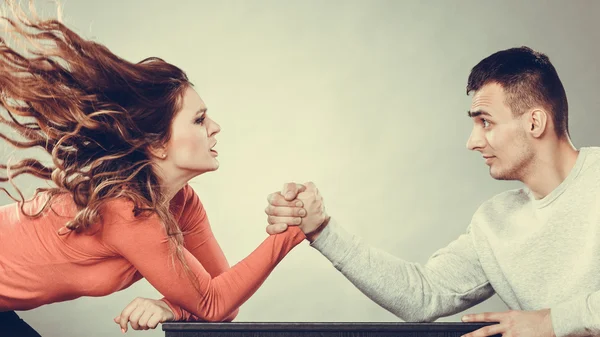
[163, 322, 500, 337]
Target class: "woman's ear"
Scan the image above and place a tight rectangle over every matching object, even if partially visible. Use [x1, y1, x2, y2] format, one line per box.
[147, 144, 168, 160]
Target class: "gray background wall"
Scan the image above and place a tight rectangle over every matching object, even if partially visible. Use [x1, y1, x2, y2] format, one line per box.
[2, 1, 599, 336]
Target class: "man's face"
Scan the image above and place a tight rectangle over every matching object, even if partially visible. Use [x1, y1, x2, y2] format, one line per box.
[466, 82, 534, 181]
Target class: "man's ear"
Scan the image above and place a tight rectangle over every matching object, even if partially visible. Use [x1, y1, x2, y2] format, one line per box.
[527, 108, 548, 138]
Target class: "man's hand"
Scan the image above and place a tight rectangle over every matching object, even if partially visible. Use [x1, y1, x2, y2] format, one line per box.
[114, 297, 175, 332]
[265, 182, 330, 240]
[461, 309, 555, 337]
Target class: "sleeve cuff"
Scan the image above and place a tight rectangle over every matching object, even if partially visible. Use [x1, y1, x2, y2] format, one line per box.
[550, 293, 596, 337]
[160, 297, 183, 321]
[309, 217, 361, 268]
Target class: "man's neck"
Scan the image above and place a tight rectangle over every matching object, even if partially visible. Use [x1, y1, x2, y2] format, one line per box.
[522, 139, 579, 200]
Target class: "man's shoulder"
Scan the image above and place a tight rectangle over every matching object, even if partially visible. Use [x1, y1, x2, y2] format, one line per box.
[582, 146, 600, 155]
[581, 146, 600, 171]
[472, 188, 530, 222]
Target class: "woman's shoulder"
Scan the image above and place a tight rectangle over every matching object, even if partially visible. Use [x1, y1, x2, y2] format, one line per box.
[171, 184, 208, 230]
[98, 185, 207, 227]
[99, 195, 159, 227]
[173, 184, 205, 211]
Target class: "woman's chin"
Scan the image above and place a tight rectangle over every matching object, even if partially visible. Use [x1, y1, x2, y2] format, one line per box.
[192, 162, 220, 175]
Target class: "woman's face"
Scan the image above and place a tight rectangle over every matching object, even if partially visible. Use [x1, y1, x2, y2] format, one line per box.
[161, 86, 221, 175]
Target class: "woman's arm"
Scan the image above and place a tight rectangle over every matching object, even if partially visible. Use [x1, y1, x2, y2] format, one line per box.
[102, 197, 306, 323]
[161, 184, 240, 321]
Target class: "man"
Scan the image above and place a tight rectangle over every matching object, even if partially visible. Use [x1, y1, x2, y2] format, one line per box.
[264, 46, 600, 337]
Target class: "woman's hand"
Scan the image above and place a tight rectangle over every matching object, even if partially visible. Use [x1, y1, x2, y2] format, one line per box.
[114, 297, 175, 332]
[265, 182, 330, 241]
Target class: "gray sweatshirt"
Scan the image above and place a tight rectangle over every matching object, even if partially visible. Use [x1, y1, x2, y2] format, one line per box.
[310, 146, 600, 337]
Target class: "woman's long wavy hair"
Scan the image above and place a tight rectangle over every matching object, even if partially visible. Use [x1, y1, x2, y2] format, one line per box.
[0, 1, 192, 271]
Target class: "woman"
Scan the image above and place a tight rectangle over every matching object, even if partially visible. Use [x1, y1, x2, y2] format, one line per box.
[0, 2, 324, 336]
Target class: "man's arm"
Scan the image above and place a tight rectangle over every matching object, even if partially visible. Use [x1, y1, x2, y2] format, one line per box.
[310, 218, 494, 321]
[265, 183, 494, 322]
[550, 292, 600, 337]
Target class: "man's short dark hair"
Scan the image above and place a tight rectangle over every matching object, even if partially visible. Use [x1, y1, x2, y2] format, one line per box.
[467, 46, 569, 137]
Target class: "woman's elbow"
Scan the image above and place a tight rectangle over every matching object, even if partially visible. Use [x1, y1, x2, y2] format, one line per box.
[223, 308, 239, 322]
[201, 308, 240, 322]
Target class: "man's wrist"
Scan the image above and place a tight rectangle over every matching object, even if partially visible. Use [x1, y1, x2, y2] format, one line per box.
[543, 309, 556, 337]
[305, 216, 331, 242]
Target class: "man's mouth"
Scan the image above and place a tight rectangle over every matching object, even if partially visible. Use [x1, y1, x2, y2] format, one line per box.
[483, 155, 495, 164]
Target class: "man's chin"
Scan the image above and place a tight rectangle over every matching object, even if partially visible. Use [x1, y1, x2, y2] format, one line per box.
[489, 168, 516, 181]
[489, 167, 504, 180]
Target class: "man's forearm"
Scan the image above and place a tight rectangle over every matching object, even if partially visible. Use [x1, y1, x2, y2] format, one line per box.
[309, 218, 494, 321]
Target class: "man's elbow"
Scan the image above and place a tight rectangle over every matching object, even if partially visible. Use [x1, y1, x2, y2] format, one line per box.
[394, 310, 440, 323]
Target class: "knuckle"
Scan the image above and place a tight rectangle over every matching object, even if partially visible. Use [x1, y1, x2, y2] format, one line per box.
[283, 183, 294, 193]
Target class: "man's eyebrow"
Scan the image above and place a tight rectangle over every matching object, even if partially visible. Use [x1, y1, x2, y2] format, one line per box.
[195, 108, 207, 116]
[467, 110, 491, 118]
